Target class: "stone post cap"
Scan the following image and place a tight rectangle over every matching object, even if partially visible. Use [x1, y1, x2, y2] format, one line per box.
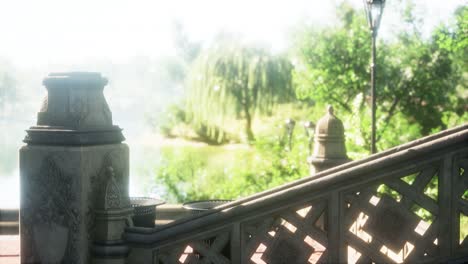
[309, 105, 350, 173]
[24, 72, 125, 145]
[314, 105, 345, 139]
[43, 72, 108, 89]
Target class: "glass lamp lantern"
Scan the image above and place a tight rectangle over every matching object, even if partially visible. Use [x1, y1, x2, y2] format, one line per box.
[363, 0, 386, 33]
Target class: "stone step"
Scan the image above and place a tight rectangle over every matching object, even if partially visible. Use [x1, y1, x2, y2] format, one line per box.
[0, 222, 18, 235]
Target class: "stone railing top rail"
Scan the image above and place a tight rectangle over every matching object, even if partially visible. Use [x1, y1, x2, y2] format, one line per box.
[125, 124, 468, 245]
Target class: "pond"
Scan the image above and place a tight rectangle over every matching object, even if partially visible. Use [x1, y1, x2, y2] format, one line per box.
[0, 119, 27, 208]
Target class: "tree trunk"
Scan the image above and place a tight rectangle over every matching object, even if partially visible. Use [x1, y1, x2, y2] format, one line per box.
[244, 105, 255, 142]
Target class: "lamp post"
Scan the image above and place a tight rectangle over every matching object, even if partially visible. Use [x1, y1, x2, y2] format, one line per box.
[303, 121, 315, 155]
[285, 118, 296, 151]
[363, 0, 385, 154]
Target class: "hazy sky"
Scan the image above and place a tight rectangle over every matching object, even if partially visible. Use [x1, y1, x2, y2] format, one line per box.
[0, 0, 465, 208]
[0, 0, 465, 69]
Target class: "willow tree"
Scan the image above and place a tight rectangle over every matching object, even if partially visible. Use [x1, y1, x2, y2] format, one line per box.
[187, 35, 294, 143]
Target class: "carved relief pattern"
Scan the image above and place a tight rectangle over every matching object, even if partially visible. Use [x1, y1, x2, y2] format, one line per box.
[69, 90, 113, 128]
[69, 90, 89, 128]
[344, 165, 441, 263]
[104, 167, 122, 209]
[22, 155, 80, 263]
[87, 150, 128, 247]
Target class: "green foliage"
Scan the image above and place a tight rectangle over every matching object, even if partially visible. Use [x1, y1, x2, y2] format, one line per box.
[434, 5, 468, 121]
[149, 3, 468, 240]
[292, 3, 371, 114]
[377, 180, 436, 222]
[291, 2, 466, 149]
[461, 214, 468, 243]
[435, 6, 468, 60]
[187, 34, 294, 143]
[329, 93, 423, 159]
[153, 145, 253, 202]
[155, 103, 238, 145]
[153, 120, 309, 203]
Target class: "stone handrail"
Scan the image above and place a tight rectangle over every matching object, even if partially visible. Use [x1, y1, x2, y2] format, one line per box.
[2, 125, 464, 236]
[126, 124, 467, 235]
[143, 124, 468, 233]
[0, 204, 188, 235]
[125, 124, 468, 263]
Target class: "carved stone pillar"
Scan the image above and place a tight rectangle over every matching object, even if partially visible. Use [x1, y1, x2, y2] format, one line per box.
[20, 72, 131, 263]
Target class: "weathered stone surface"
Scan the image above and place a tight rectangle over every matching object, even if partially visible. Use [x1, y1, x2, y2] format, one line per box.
[263, 228, 312, 264]
[20, 144, 129, 264]
[20, 72, 131, 264]
[39, 72, 111, 129]
[24, 72, 124, 145]
[309, 106, 350, 174]
[93, 166, 133, 242]
[364, 195, 420, 252]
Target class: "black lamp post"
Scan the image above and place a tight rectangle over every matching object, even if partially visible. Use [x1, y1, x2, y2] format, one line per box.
[363, 0, 385, 154]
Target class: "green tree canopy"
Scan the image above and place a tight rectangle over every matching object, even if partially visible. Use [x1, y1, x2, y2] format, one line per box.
[187, 34, 294, 142]
[435, 5, 468, 117]
[291, 2, 466, 151]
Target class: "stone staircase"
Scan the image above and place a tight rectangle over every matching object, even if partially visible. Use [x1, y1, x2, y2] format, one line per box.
[124, 124, 468, 263]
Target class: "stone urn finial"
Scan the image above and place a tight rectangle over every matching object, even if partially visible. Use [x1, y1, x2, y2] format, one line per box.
[308, 105, 350, 175]
[92, 165, 133, 259]
[24, 72, 125, 145]
[327, 105, 334, 115]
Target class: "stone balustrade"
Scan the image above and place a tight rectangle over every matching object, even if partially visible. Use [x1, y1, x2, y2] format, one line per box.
[10, 72, 468, 263]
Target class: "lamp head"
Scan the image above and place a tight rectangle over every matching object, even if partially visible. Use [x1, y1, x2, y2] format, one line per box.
[364, 0, 386, 32]
[303, 121, 315, 138]
[285, 118, 296, 133]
